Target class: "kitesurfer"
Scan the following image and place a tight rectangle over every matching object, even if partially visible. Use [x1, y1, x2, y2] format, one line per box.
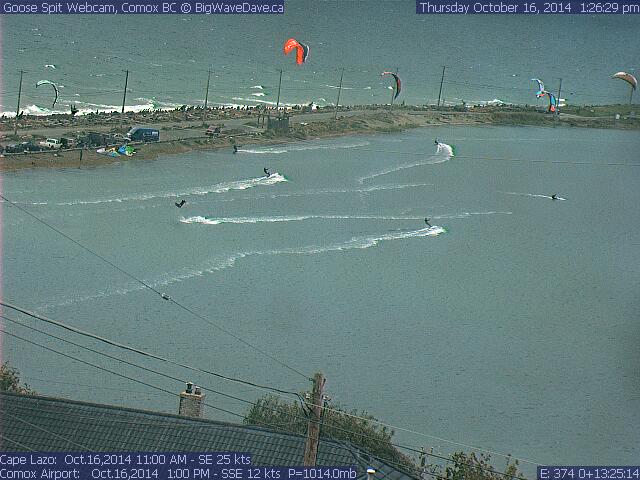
[264, 167, 272, 177]
[434, 139, 439, 145]
[233, 145, 238, 154]
[424, 218, 432, 227]
[175, 199, 186, 208]
[551, 194, 558, 200]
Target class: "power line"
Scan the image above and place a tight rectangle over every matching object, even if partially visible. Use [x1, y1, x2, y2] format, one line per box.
[8, 294, 524, 475]
[0, 194, 310, 381]
[302, 400, 541, 467]
[3, 362, 520, 480]
[0, 182, 543, 467]
[2, 328, 246, 420]
[0, 433, 36, 451]
[2, 330, 346, 465]
[453, 153, 640, 167]
[2, 313, 253, 407]
[1, 301, 300, 398]
[4, 316, 526, 477]
[1, 128, 556, 470]
[23, 376, 171, 394]
[351, 148, 640, 168]
[2, 410, 92, 451]
[3, 402, 313, 462]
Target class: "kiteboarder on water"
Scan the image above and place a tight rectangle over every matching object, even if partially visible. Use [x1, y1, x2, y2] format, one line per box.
[264, 167, 272, 177]
[551, 194, 558, 200]
[424, 218, 432, 227]
[233, 145, 238, 154]
[434, 139, 439, 145]
[175, 199, 186, 208]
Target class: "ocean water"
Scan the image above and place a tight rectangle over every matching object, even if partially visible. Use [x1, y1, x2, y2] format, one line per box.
[2, 125, 639, 471]
[1, 1, 639, 116]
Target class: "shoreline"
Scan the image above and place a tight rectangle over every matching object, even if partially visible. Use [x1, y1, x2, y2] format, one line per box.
[1, 107, 638, 172]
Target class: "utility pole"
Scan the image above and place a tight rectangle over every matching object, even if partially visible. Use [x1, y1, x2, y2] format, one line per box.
[203, 69, 211, 125]
[419, 447, 427, 480]
[556, 78, 563, 115]
[334, 68, 344, 120]
[275, 69, 283, 114]
[437, 65, 447, 108]
[303, 372, 325, 467]
[121, 70, 129, 113]
[120, 70, 129, 131]
[14, 70, 24, 137]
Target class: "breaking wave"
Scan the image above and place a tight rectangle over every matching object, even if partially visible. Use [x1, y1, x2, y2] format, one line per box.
[239, 140, 370, 154]
[499, 191, 566, 201]
[358, 142, 455, 183]
[55, 174, 287, 206]
[37, 225, 445, 309]
[181, 214, 428, 225]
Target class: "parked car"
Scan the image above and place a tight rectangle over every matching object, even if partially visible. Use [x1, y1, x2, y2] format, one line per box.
[4, 144, 24, 153]
[127, 127, 160, 142]
[39, 138, 63, 149]
[22, 141, 47, 152]
[77, 132, 109, 147]
[205, 125, 221, 136]
[60, 137, 77, 149]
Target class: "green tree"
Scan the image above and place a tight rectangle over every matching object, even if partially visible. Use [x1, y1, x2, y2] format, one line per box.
[0, 362, 33, 394]
[244, 395, 527, 480]
[243, 394, 416, 474]
[433, 452, 525, 480]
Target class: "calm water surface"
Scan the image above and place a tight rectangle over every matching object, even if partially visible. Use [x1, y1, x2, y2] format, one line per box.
[2, 125, 639, 470]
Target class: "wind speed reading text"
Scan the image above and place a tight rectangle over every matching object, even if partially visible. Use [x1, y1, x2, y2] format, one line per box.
[0, 453, 356, 480]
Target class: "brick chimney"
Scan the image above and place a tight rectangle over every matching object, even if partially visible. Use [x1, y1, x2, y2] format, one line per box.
[178, 382, 205, 418]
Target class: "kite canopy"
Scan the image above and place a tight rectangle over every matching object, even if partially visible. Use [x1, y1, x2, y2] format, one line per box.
[283, 38, 309, 65]
[531, 78, 545, 98]
[118, 145, 136, 156]
[544, 91, 557, 112]
[381, 71, 401, 100]
[612, 72, 637, 90]
[36, 80, 59, 108]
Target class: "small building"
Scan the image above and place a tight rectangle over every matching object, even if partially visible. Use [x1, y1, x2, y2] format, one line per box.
[267, 114, 290, 132]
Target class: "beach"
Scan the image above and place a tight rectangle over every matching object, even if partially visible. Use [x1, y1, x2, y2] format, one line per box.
[1, 105, 638, 171]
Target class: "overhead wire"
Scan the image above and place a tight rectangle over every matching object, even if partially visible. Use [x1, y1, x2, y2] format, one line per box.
[2, 328, 246, 421]
[0, 433, 36, 451]
[0, 165, 552, 468]
[3, 317, 525, 477]
[2, 73, 575, 471]
[0, 194, 311, 382]
[2, 410, 93, 451]
[350, 148, 640, 168]
[1, 313, 253, 407]
[2, 330, 378, 470]
[0, 300, 301, 398]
